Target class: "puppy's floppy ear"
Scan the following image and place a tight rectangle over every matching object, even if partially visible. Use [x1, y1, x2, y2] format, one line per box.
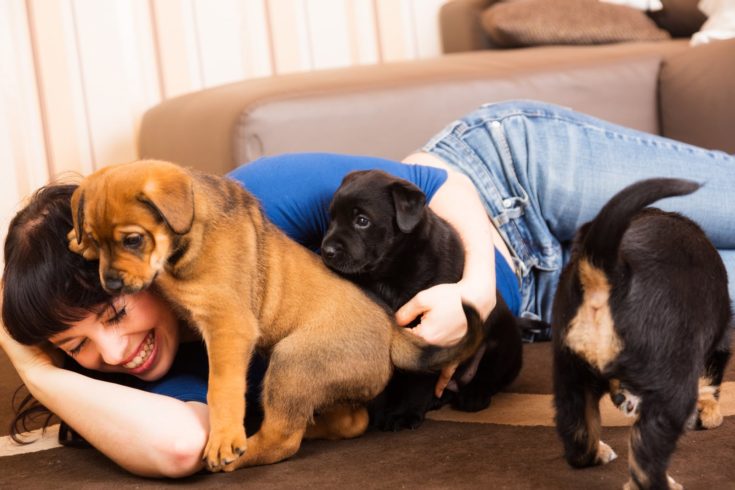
[70, 186, 85, 245]
[68, 185, 99, 260]
[137, 167, 195, 235]
[390, 180, 426, 233]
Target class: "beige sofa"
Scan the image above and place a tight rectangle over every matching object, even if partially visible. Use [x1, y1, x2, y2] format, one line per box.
[138, 8, 734, 175]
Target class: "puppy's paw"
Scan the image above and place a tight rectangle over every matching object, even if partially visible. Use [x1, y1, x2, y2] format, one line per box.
[696, 398, 723, 430]
[375, 410, 426, 432]
[451, 388, 492, 413]
[624, 474, 682, 490]
[203, 428, 247, 472]
[667, 474, 683, 490]
[611, 389, 640, 418]
[67, 229, 99, 260]
[595, 440, 617, 465]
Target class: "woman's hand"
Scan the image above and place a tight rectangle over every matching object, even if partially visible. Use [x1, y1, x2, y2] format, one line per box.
[395, 283, 468, 347]
[395, 284, 466, 398]
[395, 281, 497, 397]
[0, 322, 61, 382]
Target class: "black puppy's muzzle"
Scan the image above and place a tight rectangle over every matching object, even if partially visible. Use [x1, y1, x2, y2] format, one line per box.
[320, 237, 356, 273]
[321, 243, 339, 260]
[320, 236, 346, 267]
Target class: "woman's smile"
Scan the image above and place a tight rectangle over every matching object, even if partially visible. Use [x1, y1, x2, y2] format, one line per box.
[122, 331, 157, 373]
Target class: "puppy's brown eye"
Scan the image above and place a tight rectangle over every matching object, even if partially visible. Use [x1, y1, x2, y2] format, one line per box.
[355, 215, 370, 229]
[123, 233, 143, 249]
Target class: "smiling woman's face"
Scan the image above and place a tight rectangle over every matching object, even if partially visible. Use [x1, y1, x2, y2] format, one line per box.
[49, 291, 180, 381]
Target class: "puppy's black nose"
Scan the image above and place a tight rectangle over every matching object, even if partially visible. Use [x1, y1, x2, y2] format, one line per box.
[322, 245, 338, 260]
[104, 273, 124, 293]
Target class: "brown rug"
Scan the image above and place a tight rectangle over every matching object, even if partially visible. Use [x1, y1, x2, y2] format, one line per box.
[2, 341, 734, 489]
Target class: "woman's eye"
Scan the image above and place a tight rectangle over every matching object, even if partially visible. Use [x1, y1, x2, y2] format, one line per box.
[69, 339, 88, 357]
[355, 215, 370, 228]
[122, 234, 143, 249]
[107, 306, 127, 325]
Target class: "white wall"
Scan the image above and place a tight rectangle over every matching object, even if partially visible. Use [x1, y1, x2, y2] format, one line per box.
[0, 0, 447, 251]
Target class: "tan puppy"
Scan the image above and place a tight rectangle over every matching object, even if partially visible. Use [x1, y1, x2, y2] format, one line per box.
[68, 160, 484, 471]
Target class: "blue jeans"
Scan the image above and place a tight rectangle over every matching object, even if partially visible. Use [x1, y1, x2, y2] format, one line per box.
[423, 100, 735, 322]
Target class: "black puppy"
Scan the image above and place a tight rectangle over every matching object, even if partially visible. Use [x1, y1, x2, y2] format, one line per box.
[551, 178, 732, 490]
[321, 169, 525, 430]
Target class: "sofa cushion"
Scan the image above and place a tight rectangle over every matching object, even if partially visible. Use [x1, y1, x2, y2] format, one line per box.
[659, 38, 735, 153]
[481, 0, 671, 47]
[138, 41, 687, 174]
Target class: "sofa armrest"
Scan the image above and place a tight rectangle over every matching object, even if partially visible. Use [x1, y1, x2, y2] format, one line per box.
[659, 38, 735, 154]
[440, 0, 497, 53]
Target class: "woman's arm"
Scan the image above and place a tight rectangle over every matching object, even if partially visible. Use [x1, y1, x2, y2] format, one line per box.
[396, 153, 498, 345]
[1, 325, 208, 478]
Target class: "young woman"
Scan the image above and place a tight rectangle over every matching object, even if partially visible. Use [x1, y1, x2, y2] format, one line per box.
[2, 101, 734, 478]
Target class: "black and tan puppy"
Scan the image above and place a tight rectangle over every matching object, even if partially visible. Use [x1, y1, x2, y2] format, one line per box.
[68, 160, 486, 471]
[321, 170, 525, 430]
[551, 178, 732, 490]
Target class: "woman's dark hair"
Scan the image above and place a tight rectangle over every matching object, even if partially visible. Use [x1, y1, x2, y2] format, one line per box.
[2, 184, 111, 344]
[2, 184, 110, 443]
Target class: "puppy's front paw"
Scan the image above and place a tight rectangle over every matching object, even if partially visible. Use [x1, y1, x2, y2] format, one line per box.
[67, 229, 99, 260]
[203, 427, 247, 472]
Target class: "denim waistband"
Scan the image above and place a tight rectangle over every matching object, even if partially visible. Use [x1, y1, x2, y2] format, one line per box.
[420, 102, 566, 321]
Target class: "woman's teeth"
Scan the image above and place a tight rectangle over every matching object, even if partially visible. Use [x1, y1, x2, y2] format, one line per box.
[123, 332, 154, 369]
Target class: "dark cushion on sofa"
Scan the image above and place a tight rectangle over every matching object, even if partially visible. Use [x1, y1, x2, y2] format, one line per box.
[480, 0, 670, 48]
[648, 0, 707, 38]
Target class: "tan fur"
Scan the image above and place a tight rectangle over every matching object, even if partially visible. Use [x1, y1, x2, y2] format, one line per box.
[698, 376, 724, 429]
[304, 404, 369, 440]
[574, 391, 602, 460]
[565, 260, 623, 372]
[69, 160, 461, 471]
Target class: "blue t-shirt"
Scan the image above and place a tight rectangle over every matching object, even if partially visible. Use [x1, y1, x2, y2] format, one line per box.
[227, 153, 448, 251]
[140, 153, 521, 403]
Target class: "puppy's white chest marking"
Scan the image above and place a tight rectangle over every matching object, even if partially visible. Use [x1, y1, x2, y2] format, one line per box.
[566, 260, 623, 372]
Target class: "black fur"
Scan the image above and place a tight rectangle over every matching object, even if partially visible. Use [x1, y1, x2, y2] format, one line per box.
[321, 170, 524, 431]
[552, 178, 732, 489]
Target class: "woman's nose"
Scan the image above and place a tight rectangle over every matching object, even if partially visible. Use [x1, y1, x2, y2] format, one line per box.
[96, 330, 128, 366]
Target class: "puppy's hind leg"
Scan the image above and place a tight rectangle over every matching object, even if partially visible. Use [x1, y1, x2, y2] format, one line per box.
[696, 335, 732, 430]
[626, 387, 696, 490]
[553, 350, 614, 468]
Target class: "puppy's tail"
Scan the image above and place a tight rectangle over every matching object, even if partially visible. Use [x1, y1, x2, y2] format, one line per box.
[390, 304, 485, 372]
[582, 178, 700, 273]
